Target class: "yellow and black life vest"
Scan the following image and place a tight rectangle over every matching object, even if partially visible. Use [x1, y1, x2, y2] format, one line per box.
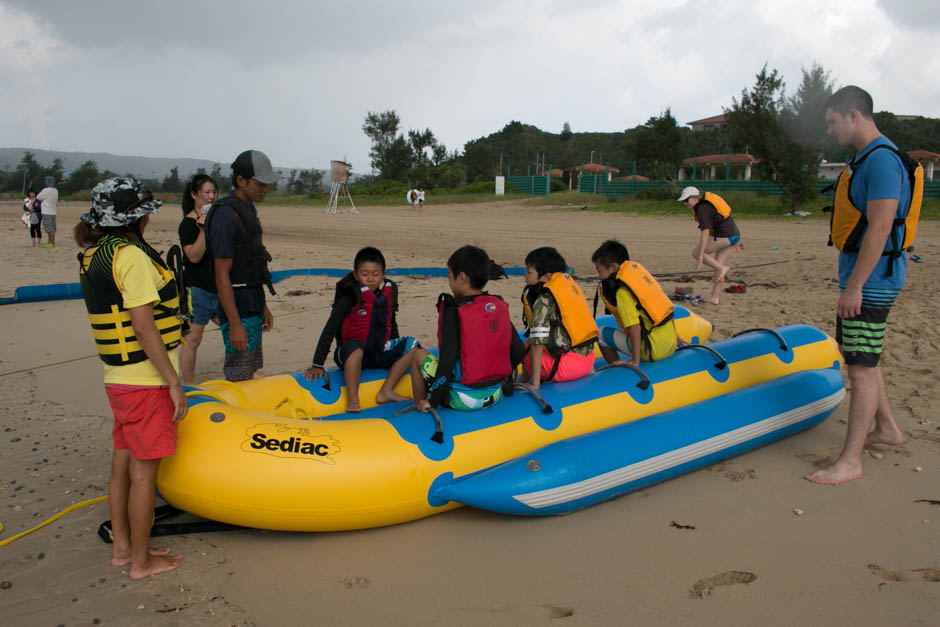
[827, 144, 923, 276]
[79, 235, 182, 366]
[597, 260, 674, 328]
[522, 273, 598, 352]
[691, 192, 732, 236]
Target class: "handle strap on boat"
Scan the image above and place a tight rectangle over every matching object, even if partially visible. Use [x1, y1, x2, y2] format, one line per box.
[513, 382, 554, 414]
[731, 328, 788, 351]
[675, 344, 727, 369]
[321, 369, 331, 391]
[393, 403, 445, 443]
[595, 362, 651, 390]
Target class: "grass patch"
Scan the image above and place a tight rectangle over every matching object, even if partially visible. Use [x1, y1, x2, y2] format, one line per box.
[532, 190, 940, 220]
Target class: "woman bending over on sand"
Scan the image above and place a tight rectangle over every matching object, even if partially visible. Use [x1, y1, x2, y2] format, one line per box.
[677, 186, 741, 305]
[178, 174, 219, 385]
[75, 178, 187, 579]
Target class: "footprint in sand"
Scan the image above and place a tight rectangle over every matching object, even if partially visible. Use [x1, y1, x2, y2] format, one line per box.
[688, 571, 757, 598]
[340, 576, 371, 589]
[868, 564, 940, 583]
[490, 604, 574, 619]
[795, 452, 835, 468]
[710, 462, 758, 481]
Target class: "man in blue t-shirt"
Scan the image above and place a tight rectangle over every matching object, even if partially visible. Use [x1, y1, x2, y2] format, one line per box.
[806, 86, 909, 485]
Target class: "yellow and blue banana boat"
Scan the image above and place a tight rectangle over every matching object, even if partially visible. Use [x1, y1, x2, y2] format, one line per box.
[157, 307, 843, 531]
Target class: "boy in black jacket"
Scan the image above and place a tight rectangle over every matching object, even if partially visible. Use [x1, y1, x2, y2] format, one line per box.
[304, 247, 418, 412]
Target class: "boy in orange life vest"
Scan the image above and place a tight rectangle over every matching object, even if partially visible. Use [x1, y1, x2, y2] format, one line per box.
[592, 239, 677, 367]
[304, 247, 419, 412]
[518, 247, 598, 389]
[410, 245, 526, 412]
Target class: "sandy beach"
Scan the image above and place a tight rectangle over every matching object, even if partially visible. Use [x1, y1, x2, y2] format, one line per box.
[1, 197, 937, 626]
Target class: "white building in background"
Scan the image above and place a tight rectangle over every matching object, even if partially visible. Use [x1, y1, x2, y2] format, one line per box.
[820, 149, 938, 180]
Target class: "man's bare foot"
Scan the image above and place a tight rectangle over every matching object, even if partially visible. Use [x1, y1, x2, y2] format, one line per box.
[112, 546, 171, 566]
[375, 390, 410, 404]
[865, 427, 906, 447]
[128, 553, 184, 580]
[804, 462, 862, 485]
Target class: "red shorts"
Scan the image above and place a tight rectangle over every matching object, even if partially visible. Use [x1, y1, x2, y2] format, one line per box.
[105, 384, 177, 460]
[524, 349, 594, 383]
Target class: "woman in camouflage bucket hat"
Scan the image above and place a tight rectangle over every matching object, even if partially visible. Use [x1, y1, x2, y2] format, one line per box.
[75, 177, 187, 579]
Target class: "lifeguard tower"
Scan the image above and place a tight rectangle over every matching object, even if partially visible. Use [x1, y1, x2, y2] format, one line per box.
[326, 160, 358, 214]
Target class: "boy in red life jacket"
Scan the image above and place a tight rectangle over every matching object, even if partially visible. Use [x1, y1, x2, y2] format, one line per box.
[592, 239, 678, 368]
[410, 245, 527, 412]
[304, 247, 419, 412]
[518, 247, 598, 389]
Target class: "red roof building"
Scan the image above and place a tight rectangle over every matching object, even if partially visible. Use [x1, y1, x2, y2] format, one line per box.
[686, 114, 727, 131]
[679, 153, 759, 180]
[910, 150, 939, 180]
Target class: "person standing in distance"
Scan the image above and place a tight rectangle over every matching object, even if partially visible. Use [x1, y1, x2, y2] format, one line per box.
[37, 175, 59, 248]
[205, 150, 276, 382]
[806, 85, 912, 485]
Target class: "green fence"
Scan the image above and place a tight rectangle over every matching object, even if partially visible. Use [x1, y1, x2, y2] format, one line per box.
[507, 175, 550, 196]
[578, 175, 940, 199]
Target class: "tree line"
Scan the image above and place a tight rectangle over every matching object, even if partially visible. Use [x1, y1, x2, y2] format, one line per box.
[0, 153, 325, 197]
[364, 62, 937, 209]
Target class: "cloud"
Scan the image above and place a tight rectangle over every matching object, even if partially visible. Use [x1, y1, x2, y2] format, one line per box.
[0, 0, 937, 173]
[876, 0, 940, 31]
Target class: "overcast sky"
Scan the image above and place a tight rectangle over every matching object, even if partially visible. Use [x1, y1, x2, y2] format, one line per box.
[2, 0, 937, 173]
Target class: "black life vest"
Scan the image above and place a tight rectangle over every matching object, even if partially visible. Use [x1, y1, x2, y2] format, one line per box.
[78, 235, 182, 366]
[205, 194, 274, 293]
[336, 273, 397, 351]
[437, 293, 513, 386]
[826, 144, 923, 276]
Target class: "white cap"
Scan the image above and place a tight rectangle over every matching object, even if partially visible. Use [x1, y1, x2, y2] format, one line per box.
[677, 186, 701, 202]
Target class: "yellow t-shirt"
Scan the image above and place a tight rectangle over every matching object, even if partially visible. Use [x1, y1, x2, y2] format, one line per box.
[101, 245, 181, 386]
[614, 286, 677, 362]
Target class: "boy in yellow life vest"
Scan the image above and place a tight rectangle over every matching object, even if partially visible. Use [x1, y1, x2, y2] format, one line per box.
[518, 247, 598, 389]
[74, 178, 186, 580]
[592, 239, 678, 367]
[677, 187, 741, 305]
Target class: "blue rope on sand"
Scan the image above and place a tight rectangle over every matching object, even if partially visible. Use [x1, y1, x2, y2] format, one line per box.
[0, 267, 527, 306]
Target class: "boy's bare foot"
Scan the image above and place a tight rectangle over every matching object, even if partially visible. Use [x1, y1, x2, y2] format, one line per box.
[375, 390, 410, 404]
[804, 461, 863, 485]
[128, 553, 184, 580]
[112, 546, 171, 566]
[865, 427, 905, 447]
[346, 401, 361, 413]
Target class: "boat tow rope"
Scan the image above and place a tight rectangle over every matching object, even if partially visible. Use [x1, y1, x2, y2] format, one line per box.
[1, 495, 108, 547]
[394, 404, 445, 443]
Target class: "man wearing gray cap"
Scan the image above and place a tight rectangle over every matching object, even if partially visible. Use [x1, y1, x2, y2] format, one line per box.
[205, 150, 277, 381]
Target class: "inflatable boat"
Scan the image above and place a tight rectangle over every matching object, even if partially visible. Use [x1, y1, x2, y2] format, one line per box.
[157, 309, 843, 532]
